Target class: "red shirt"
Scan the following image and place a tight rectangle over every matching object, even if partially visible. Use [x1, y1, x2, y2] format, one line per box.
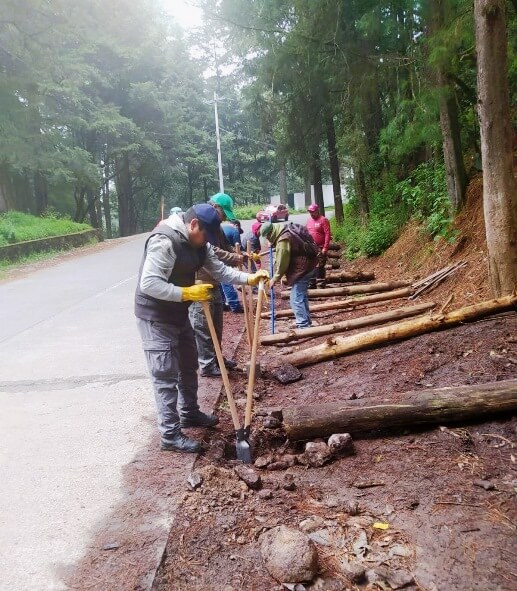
[306, 214, 331, 250]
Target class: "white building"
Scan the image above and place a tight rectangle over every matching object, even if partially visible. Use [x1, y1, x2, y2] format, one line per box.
[270, 184, 347, 210]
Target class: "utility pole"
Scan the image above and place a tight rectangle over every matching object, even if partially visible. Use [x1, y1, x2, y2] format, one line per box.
[213, 91, 224, 193]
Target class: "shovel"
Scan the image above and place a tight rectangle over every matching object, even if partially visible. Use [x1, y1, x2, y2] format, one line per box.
[242, 279, 266, 449]
[201, 300, 252, 463]
[269, 243, 275, 334]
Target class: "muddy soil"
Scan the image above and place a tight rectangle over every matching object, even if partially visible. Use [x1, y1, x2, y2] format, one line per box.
[154, 280, 517, 591]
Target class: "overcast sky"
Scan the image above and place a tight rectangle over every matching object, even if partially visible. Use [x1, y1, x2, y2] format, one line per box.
[159, 0, 204, 29]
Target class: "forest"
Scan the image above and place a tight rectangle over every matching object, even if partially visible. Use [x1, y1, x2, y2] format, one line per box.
[0, 0, 516, 279]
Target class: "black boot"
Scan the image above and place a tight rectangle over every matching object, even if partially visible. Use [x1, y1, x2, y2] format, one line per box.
[160, 433, 202, 453]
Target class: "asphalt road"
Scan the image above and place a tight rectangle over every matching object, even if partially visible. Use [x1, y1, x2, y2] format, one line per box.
[0, 237, 166, 590]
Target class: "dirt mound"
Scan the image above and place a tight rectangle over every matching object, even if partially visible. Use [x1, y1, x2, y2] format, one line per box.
[355, 175, 490, 307]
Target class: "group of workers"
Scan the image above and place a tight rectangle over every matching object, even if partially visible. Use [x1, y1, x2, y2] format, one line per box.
[134, 194, 331, 453]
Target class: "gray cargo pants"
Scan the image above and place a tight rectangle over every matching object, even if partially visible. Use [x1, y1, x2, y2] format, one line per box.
[189, 288, 223, 371]
[137, 318, 199, 443]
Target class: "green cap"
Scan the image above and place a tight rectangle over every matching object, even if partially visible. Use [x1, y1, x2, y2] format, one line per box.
[260, 221, 273, 238]
[209, 193, 236, 221]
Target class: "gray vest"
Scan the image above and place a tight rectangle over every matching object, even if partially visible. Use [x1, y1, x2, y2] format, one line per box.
[134, 223, 207, 324]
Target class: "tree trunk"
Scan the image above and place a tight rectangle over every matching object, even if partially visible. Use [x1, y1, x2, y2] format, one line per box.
[304, 172, 312, 207]
[33, 171, 48, 215]
[325, 271, 375, 283]
[116, 154, 134, 237]
[474, 0, 517, 296]
[261, 302, 435, 346]
[433, 0, 468, 210]
[282, 379, 517, 440]
[279, 281, 411, 300]
[354, 164, 369, 221]
[102, 158, 112, 239]
[326, 250, 342, 259]
[312, 152, 325, 212]
[279, 162, 287, 205]
[283, 295, 517, 367]
[325, 110, 344, 223]
[261, 287, 413, 319]
[86, 187, 100, 228]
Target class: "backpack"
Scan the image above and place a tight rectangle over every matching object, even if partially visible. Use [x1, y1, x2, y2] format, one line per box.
[284, 222, 319, 259]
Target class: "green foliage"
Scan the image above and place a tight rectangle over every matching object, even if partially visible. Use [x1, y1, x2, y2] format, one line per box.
[398, 163, 456, 241]
[0, 211, 91, 246]
[233, 205, 263, 220]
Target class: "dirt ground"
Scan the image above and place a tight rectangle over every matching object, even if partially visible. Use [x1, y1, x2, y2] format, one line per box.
[153, 183, 516, 591]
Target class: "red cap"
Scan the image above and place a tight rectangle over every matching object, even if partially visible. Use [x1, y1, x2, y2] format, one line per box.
[252, 221, 262, 235]
[308, 204, 319, 212]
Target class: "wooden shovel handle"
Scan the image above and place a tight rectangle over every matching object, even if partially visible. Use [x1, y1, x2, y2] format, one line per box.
[201, 301, 241, 431]
[236, 243, 252, 348]
[244, 279, 265, 428]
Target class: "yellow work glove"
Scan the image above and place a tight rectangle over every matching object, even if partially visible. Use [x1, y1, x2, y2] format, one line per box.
[250, 252, 262, 263]
[181, 283, 213, 302]
[247, 269, 270, 286]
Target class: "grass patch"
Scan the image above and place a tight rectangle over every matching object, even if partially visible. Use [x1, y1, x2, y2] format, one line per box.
[0, 211, 92, 246]
[0, 248, 66, 278]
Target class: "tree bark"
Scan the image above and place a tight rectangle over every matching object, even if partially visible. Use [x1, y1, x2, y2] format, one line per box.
[279, 281, 411, 300]
[326, 250, 342, 259]
[474, 0, 517, 296]
[33, 171, 48, 215]
[102, 157, 112, 239]
[312, 152, 325, 212]
[304, 172, 312, 207]
[282, 379, 517, 440]
[279, 161, 288, 205]
[433, 0, 468, 211]
[354, 164, 369, 221]
[116, 154, 134, 237]
[325, 271, 375, 283]
[262, 287, 413, 319]
[261, 302, 435, 346]
[325, 109, 344, 223]
[283, 295, 517, 367]
[328, 242, 342, 251]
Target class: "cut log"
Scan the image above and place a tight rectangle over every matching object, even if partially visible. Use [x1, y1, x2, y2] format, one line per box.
[279, 281, 411, 300]
[261, 302, 435, 345]
[328, 242, 342, 251]
[325, 271, 375, 284]
[283, 295, 517, 367]
[261, 287, 413, 319]
[282, 379, 517, 440]
[326, 250, 341, 259]
[325, 262, 341, 270]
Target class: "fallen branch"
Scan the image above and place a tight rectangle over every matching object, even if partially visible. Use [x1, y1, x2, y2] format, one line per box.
[283, 295, 517, 367]
[280, 280, 411, 300]
[410, 262, 466, 299]
[282, 378, 517, 440]
[260, 302, 435, 345]
[261, 287, 414, 319]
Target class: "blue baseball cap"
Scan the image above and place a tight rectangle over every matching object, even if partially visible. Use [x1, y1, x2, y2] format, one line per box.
[192, 203, 221, 246]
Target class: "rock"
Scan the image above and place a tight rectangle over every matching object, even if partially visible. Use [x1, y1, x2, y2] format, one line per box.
[102, 542, 119, 551]
[307, 577, 346, 591]
[270, 409, 284, 421]
[473, 478, 495, 491]
[341, 560, 366, 584]
[259, 489, 273, 500]
[272, 363, 303, 384]
[368, 566, 414, 589]
[327, 433, 354, 456]
[299, 441, 333, 468]
[255, 454, 274, 469]
[283, 473, 296, 491]
[234, 465, 262, 490]
[187, 471, 204, 491]
[264, 416, 282, 429]
[308, 529, 333, 546]
[299, 516, 326, 533]
[268, 461, 289, 471]
[260, 525, 318, 583]
[282, 454, 298, 467]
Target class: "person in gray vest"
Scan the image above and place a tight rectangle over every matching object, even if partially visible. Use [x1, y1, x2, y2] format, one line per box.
[135, 204, 269, 453]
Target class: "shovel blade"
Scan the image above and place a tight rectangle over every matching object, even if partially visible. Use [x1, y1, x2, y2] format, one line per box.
[236, 438, 253, 464]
